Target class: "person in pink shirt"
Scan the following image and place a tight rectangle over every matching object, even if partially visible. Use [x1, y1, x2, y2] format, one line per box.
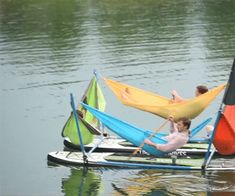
[144, 117, 191, 152]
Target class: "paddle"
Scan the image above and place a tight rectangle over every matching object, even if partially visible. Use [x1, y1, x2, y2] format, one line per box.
[132, 118, 170, 155]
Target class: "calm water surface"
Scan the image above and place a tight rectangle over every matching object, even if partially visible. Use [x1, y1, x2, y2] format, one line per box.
[0, 0, 235, 195]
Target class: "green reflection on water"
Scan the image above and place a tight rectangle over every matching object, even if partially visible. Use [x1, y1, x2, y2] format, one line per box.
[62, 168, 102, 196]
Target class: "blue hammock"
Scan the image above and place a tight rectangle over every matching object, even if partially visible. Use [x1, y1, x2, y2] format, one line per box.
[81, 103, 212, 156]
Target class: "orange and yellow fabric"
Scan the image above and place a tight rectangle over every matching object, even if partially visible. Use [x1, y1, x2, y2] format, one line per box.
[104, 78, 225, 121]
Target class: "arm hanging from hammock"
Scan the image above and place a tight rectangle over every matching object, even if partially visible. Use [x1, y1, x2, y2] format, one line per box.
[171, 90, 185, 103]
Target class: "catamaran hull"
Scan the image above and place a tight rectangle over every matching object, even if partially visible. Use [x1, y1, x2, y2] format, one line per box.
[64, 137, 137, 153]
[63, 137, 213, 155]
[48, 151, 201, 170]
[47, 151, 234, 171]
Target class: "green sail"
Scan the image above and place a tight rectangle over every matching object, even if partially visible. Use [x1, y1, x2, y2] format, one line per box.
[62, 77, 106, 145]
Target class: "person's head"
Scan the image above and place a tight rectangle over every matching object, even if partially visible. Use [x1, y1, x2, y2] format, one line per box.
[176, 117, 191, 133]
[195, 85, 208, 96]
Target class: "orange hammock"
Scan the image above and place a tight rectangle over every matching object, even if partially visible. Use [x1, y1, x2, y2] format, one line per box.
[104, 78, 226, 120]
[213, 105, 235, 155]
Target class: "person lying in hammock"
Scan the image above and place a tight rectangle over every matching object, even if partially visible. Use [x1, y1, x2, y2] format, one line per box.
[144, 117, 191, 152]
[171, 85, 208, 103]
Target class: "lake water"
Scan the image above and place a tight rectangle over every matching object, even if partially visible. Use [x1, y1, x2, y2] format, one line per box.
[0, 0, 235, 195]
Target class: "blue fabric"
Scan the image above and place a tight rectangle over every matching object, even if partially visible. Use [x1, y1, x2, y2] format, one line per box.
[81, 103, 167, 156]
[81, 103, 212, 155]
[190, 117, 212, 137]
[189, 138, 210, 143]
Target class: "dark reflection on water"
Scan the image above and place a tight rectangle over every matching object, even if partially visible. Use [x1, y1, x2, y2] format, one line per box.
[205, 171, 235, 193]
[0, 0, 85, 79]
[48, 166, 235, 196]
[109, 169, 235, 196]
[1, 0, 235, 195]
[1, 0, 234, 81]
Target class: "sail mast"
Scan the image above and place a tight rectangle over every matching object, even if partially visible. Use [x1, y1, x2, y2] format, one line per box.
[70, 93, 87, 162]
[202, 58, 235, 169]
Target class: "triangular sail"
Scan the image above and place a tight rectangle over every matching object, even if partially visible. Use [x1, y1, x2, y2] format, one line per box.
[212, 59, 235, 155]
[104, 78, 225, 121]
[62, 77, 106, 145]
[213, 106, 235, 155]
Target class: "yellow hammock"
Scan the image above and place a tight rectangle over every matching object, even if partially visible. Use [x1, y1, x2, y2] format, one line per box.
[104, 78, 226, 121]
